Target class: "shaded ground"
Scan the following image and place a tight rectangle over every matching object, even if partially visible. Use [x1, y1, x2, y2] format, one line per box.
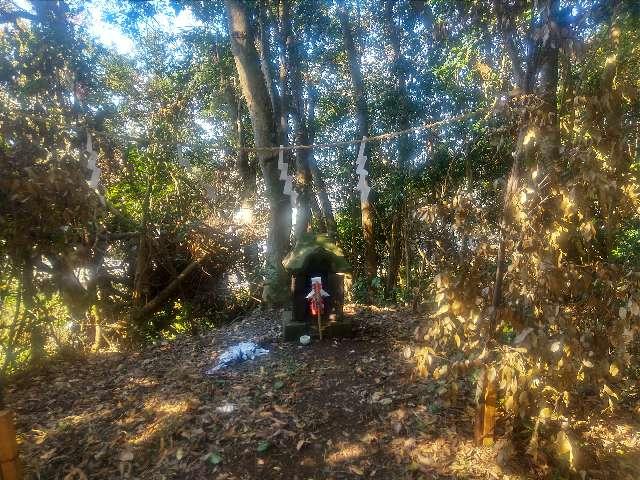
[7, 307, 640, 479]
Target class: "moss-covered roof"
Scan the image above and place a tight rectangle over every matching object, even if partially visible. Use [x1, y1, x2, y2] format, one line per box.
[282, 233, 350, 273]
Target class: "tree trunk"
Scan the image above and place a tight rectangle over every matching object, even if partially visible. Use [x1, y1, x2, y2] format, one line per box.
[404, 199, 412, 304]
[257, 0, 280, 132]
[306, 84, 337, 240]
[92, 305, 103, 352]
[383, 0, 413, 294]
[281, 0, 313, 239]
[225, 0, 291, 305]
[338, 3, 377, 283]
[598, 2, 627, 256]
[536, 0, 560, 173]
[491, 127, 530, 326]
[224, 84, 260, 294]
[277, 0, 290, 149]
[491, 0, 560, 323]
[21, 256, 45, 364]
[133, 168, 154, 309]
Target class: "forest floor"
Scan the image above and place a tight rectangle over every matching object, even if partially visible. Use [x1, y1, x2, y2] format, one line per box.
[7, 306, 640, 480]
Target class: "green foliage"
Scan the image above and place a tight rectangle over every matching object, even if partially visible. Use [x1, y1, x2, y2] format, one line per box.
[612, 223, 640, 267]
[1, 5, 639, 471]
[351, 276, 386, 304]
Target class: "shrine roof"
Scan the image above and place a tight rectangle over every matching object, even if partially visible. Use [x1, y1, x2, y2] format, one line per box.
[282, 233, 350, 274]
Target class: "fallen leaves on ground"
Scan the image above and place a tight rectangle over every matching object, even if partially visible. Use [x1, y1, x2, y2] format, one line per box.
[7, 307, 640, 479]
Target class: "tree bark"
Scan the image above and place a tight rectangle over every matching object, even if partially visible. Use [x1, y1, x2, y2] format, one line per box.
[306, 84, 338, 240]
[338, 3, 377, 283]
[225, 0, 291, 305]
[536, 0, 560, 172]
[257, 0, 281, 133]
[383, 0, 412, 294]
[281, 0, 313, 239]
[133, 166, 154, 309]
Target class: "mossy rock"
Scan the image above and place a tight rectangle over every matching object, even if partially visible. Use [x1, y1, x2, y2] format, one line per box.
[282, 233, 350, 274]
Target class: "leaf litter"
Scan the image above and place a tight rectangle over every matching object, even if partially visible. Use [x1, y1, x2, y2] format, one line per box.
[7, 307, 640, 479]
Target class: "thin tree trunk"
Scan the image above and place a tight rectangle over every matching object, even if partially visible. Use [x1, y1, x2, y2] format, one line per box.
[281, 0, 312, 239]
[224, 84, 260, 294]
[225, 0, 291, 305]
[597, 1, 625, 256]
[491, 0, 560, 329]
[277, 0, 290, 149]
[339, 3, 377, 283]
[1, 268, 22, 378]
[383, 0, 412, 294]
[92, 305, 102, 352]
[307, 82, 337, 240]
[133, 167, 153, 309]
[536, 0, 560, 172]
[22, 256, 45, 364]
[404, 199, 412, 304]
[491, 128, 527, 323]
[257, 0, 280, 133]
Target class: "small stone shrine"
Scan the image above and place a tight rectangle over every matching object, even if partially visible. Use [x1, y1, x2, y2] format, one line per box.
[282, 233, 352, 341]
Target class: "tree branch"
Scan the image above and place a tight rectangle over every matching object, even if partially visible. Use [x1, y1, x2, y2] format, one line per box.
[132, 253, 211, 321]
[0, 9, 37, 24]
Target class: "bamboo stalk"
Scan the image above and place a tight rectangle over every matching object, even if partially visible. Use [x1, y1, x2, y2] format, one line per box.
[0, 410, 21, 480]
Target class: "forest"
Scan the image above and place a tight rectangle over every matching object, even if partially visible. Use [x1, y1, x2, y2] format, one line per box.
[0, 0, 639, 478]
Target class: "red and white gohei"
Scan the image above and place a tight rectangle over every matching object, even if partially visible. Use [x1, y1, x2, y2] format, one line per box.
[306, 276, 329, 316]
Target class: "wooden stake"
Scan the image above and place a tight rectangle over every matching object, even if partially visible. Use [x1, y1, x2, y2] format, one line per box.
[482, 375, 497, 446]
[0, 410, 21, 480]
[474, 368, 497, 446]
[317, 310, 323, 340]
[474, 369, 486, 444]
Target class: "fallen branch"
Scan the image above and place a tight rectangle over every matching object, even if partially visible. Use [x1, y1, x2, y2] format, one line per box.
[132, 253, 212, 322]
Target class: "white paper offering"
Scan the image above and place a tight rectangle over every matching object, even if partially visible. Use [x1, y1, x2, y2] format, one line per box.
[355, 137, 370, 202]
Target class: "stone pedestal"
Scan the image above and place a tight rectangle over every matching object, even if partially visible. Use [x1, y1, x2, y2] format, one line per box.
[322, 317, 354, 338]
[282, 310, 353, 341]
[282, 310, 310, 341]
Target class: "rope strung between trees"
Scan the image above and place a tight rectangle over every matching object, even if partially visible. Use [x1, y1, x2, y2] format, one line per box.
[5, 101, 498, 214]
[7, 100, 495, 153]
[6, 99, 503, 209]
[239, 104, 493, 153]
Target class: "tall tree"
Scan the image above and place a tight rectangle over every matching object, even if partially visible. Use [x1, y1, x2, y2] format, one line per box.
[224, 0, 291, 304]
[256, 0, 281, 138]
[279, 0, 312, 239]
[490, 0, 561, 323]
[383, 0, 413, 293]
[338, 2, 377, 283]
[306, 81, 338, 240]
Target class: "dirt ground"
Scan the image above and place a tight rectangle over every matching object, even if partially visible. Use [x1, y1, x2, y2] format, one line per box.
[7, 307, 640, 479]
